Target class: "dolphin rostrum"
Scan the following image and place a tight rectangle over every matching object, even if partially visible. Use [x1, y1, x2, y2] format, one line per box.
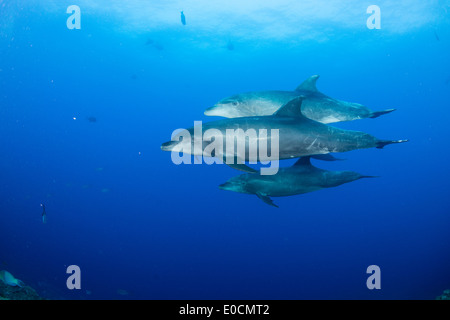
[204, 75, 395, 124]
[219, 156, 377, 207]
[161, 97, 408, 174]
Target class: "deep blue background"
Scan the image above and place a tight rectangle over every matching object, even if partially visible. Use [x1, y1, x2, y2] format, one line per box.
[1, 1, 449, 299]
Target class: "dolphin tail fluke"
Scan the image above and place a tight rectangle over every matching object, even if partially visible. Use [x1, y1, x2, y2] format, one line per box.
[256, 193, 279, 208]
[369, 108, 396, 119]
[376, 139, 409, 149]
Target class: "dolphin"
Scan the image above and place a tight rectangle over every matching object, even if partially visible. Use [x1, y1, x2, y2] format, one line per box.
[204, 75, 395, 124]
[219, 156, 377, 207]
[161, 97, 408, 173]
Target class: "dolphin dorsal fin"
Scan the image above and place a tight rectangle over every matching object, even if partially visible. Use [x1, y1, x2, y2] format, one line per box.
[256, 193, 279, 208]
[293, 156, 312, 167]
[295, 75, 320, 92]
[274, 96, 305, 117]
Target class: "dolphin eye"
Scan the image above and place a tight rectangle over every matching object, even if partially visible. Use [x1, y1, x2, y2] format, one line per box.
[232, 101, 238, 106]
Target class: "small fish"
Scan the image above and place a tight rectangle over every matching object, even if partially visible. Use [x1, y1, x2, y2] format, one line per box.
[180, 11, 186, 25]
[434, 30, 440, 41]
[145, 39, 164, 51]
[0, 270, 24, 287]
[41, 203, 47, 224]
[87, 116, 97, 123]
[153, 43, 164, 51]
[117, 289, 129, 296]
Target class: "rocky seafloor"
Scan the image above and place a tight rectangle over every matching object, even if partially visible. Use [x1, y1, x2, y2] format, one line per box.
[436, 289, 450, 300]
[1, 276, 449, 300]
[0, 280, 44, 300]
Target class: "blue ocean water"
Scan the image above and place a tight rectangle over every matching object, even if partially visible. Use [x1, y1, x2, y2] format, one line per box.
[1, 0, 449, 300]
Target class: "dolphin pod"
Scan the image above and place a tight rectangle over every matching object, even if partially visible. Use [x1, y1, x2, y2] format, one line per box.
[162, 97, 407, 173]
[161, 76, 408, 207]
[204, 75, 395, 124]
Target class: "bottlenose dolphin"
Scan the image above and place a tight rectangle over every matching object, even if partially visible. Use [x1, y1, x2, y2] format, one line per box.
[161, 97, 408, 173]
[204, 75, 395, 124]
[219, 156, 376, 207]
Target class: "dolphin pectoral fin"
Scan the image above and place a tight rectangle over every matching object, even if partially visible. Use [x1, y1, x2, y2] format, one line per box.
[225, 162, 258, 173]
[256, 193, 279, 208]
[376, 139, 409, 149]
[220, 154, 258, 173]
[274, 96, 306, 118]
[369, 108, 396, 119]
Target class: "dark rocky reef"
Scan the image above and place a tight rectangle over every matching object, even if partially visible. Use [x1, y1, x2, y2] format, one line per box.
[436, 289, 450, 300]
[0, 280, 43, 300]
